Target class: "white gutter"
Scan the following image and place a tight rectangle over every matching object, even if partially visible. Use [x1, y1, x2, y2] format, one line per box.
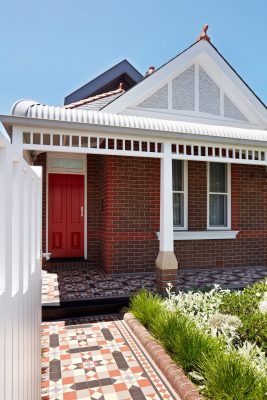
[1, 114, 267, 148]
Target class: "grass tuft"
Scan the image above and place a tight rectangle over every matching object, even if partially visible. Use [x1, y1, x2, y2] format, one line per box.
[199, 352, 267, 400]
[128, 289, 163, 330]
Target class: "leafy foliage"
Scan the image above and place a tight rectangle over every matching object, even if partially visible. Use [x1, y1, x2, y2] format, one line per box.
[128, 280, 267, 399]
[220, 280, 267, 352]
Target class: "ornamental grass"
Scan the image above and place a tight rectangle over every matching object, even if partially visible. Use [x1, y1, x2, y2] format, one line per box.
[128, 283, 267, 400]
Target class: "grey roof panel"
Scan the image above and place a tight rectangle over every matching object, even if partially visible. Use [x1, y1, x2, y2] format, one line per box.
[64, 60, 143, 105]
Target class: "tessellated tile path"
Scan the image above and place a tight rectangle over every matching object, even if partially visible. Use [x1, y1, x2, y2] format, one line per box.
[41, 315, 178, 400]
[42, 266, 267, 306]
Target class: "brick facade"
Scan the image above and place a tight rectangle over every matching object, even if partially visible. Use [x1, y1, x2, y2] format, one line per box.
[35, 154, 267, 273]
[175, 162, 267, 270]
[98, 156, 160, 273]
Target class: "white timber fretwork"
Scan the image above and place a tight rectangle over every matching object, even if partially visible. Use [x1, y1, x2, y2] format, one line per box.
[14, 128, 163, 158]
[171, 141, 267, 165]
[12, 126, 267, 166]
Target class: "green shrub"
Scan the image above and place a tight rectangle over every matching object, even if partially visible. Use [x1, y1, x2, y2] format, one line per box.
[150, 311, 190, 353]
[199, 352, 267, 400]
[128, 289, 163, 330]
[172, 321, 221, 373]
[220, 281, 267, 351]
[151, 310, 221, 373]
[129, 289, 267, 399]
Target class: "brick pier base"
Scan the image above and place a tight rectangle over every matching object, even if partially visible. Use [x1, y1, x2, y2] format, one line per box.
[156, 251, 178, 292]
[156, 267, 178, 292]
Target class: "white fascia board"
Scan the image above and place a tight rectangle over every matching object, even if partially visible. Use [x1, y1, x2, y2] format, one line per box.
[156, 230, 239, 240]
[199, 43, 267, 126]
[123, 107, 261, 130]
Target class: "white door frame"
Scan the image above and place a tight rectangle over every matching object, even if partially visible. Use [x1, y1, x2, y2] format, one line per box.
[46, 152, 87, 259]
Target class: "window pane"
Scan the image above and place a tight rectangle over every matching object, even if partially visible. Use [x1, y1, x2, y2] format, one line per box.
[173, 193, 184, 227]
[50, 158, 83, 169]
[172, 160, 183, 191]
[209, 194, 227, 226]
[210, 163, 226, 193]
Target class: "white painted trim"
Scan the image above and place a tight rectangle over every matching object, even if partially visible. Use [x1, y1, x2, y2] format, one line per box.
[45, 152, 48, 254]
[123, 106, 259, 129]
[84, 157, 87, 260]
[47, 152, 86, 174]
[159, 142, 174, 252]
[173, 160, 188, 229]
[207, 162, 231, 230]
[195, 63, 199, 112]
[168, 81, 172, 110]
[46, 152, 87, 259]
[156, 230, 239, 240]
[174, 230, 238, 240]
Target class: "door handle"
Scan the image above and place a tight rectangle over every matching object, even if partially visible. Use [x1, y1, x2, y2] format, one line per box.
[81, 206, 84, 217]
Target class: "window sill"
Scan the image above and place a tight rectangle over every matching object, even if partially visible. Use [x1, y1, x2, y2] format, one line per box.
[156, 230, 239, 241]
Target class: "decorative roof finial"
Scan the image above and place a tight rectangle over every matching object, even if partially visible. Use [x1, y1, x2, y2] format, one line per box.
[197, 24, 210, 42]
[146, 66, 155, 77]
[119, 82, 124, 90]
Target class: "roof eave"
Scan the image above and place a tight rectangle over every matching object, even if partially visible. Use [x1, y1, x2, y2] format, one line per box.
[2, 114, 267, 149]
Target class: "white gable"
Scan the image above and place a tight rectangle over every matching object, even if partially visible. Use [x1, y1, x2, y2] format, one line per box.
[133, 63, 251, 124]
[172, 64, 195, 111]
[104, 40, 267, 129]
[138, 84, 168, 109]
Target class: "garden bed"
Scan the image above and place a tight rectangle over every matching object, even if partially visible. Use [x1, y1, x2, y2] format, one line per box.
[127, 280, 267, 400]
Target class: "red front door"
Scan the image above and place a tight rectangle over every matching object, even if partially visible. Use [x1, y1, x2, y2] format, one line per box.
[48, 174, 84, 258]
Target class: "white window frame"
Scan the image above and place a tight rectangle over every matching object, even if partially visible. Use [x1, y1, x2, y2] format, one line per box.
[173, 160, 188, 230]
[207, 162, 231, 230]
[47, 152, 86, 174]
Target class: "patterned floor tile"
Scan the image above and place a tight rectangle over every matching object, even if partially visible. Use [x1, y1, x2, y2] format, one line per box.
[41, 315, 178, 400]
[42, 266, 267, 305]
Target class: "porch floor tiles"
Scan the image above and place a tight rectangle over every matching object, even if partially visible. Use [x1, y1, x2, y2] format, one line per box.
[42, 266, 267, 306]
[42, 269, 156, 306]
[41, 315, 179, 400]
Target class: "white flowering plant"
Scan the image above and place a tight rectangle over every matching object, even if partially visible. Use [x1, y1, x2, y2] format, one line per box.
[164, 280, 267, 379]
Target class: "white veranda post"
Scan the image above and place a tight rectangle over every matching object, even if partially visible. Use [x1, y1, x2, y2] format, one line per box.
[156, 142, 178, 289]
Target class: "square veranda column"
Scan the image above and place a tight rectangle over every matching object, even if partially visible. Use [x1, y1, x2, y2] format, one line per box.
[156, 142, 178, 292]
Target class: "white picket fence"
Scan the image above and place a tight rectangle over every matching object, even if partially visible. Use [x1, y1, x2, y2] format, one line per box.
[0, 130, 42, 400]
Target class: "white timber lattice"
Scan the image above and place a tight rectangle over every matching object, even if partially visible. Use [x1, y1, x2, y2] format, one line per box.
[171, 141, 267, 165]
[19, 129, 163, 158]
[12, 127, 267, 166]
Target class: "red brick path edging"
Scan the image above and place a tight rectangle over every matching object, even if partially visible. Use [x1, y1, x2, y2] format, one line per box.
[124, 312, 204, 400]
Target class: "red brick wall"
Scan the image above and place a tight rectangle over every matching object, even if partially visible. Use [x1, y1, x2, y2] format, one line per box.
[188, 161, 207, 230]
[87, 155, 101, 267]
[98, 156, 160, 273]
[34, 153, 267, 273]
[175, 162, 267, 270]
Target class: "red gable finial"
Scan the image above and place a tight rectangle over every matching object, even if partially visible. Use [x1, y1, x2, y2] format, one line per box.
[119, 82, 124, 90]
[146, 66, 155, 76]
[197, 24, 210, 42]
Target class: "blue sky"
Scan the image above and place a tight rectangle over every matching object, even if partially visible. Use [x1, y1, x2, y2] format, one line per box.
[0, 0, 266, 114]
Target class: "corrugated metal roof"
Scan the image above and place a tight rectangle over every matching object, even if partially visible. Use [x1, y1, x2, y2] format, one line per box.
[10, 100, 267, 144]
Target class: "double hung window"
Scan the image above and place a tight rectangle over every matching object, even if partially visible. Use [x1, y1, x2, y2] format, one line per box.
[172, 160, 187, 229]
[208, 162, 230, 229]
